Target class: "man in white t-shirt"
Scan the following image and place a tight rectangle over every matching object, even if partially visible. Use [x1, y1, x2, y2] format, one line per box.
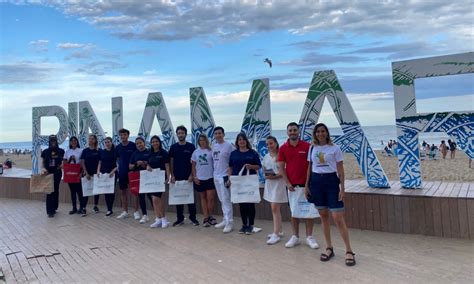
[211, 126, 234, 233]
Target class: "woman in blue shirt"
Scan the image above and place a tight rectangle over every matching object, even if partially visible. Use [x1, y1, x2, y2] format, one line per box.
[97, 137, 118, 216]
[80, 134, 100, 216]
[227, 132, 261, 235]
[147, 135, 171, 228]
[129, 137, 151, 224]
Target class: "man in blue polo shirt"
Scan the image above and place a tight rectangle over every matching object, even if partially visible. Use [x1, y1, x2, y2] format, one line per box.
[115, 128, 136, 219]
[169, 125, 199, 226]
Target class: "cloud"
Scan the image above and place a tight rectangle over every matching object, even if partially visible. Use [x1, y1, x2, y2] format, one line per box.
[288, 40, 352, 50]
[29, 39, 49, 52]
[57, 42, 93, 49]
[0, 61, 60, 84]
[143, 69, 157, 75]
[39, 1, 472, 47]
[75, 61, 127, 75]
[347, 42, 435, 60]
[281, 52, 364, 66]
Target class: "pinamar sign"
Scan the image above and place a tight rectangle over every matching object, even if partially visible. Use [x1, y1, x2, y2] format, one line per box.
[32, 52, 473, 189]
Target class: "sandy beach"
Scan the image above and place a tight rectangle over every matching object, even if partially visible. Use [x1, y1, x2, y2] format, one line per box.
[2, 150, 472, 182]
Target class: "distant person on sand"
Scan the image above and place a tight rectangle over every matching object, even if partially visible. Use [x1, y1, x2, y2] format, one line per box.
[41, 135, 65, 218]
[63, 136, 83, 215]
[448, 139, 457, 159]
[439, 140, 448, 159]
[307, 123, 355, 266]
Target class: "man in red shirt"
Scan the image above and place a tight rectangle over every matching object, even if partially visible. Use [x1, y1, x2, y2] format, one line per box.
[278, 122, 319, 249]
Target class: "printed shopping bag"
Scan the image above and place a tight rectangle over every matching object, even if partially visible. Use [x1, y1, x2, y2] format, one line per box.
[230, 166, 261, 204]
[93, 174, 115, 195]
[81, 176, 95, 197]
[288, 187, 319, 219]
[128, 171, 140, 196]
[63, 163, 81, 183]
[139, 169, 166, 193]
[29, 174, 54, 194]
[168, 181, 194, 205]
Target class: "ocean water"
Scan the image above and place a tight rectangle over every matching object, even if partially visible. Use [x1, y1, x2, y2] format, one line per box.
[0, 125, 451, 152]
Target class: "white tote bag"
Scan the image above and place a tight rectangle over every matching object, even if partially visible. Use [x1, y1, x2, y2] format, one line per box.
[139, 169, 166, 193]
[81, 176, 95, 197]
[230, 166, 261, 204]
[288, 186, 319, 219]
[93, 174, 115, 195]
[168, 181, 194, 205]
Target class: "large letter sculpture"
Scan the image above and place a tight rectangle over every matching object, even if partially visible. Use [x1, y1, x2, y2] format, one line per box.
[78, 101, 106, 148]
[111, 97, 123, 145]
[137, 92, 177, 150]
[299, 71, 390, 188]
[31, 106, 69, 174]
[190, 87, 216, 146]
[392, 52, 474, 188]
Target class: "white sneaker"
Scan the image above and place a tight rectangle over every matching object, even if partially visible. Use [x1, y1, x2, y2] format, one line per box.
[161, 218, 169, 228]
[215, 221, 226, 229]
[116, 211, 129, 219]
[150, 218, 162, 228]
[133, 211, 141, 220]
[267, 232, 284, 238]
[139, 215, 149, 224]
[267, 234, 281, 245]
[305, 236, 320, 249]
[223, 224, 233, 233]
[285, 235, 300, 248]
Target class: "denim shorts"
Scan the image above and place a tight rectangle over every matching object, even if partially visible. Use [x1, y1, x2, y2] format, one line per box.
[309, 172, 344, 212]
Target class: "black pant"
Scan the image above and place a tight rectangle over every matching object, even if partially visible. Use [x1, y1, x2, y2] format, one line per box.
[139, 194, 153, 215]
[46, 171, 62, 214]
[94, 195, 100, 206]
[68, 182, 83, 210]
[176, 203, 197, 221]
[105, 193, 115, 211]
[239, 203, 255, 226]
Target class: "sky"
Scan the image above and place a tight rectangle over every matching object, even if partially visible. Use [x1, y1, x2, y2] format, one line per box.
[0, 0, 473, 142]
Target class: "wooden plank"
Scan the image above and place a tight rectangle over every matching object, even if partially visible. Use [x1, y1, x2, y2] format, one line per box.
[458, 197, 470, 239]
[432, 182, 447, 237]
[467, 183, 474, 199]
[440, 183, 455, 238]
[357, 194, 367, 230]
[379, 194, 389, 232]
[344, 192, 353, 228]
[350, 193, 360, 229]
[365, 194, 374, 231]
[400, 196, 411, 234]
[467, 199, 474, 239]
[393, 195, 403, 233]
[372, 195, 381, 231]
[448, 183, 462, 238]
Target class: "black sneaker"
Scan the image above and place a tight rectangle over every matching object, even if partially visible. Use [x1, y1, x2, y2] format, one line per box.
[245, 226, 254, 235]
[69, 209, 78, 215]
[208, 216, 217, 226]
[47, 214, 54, 218]
[190, 219, 200, 226]
[239, 226, 247, 234]
[105, 211, 113, 217]
[172, 220, 184, 227]
[81, 209, 87, 217]
[93, 206, 99, 213]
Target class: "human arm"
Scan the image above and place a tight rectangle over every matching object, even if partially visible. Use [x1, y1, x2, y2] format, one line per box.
[336, 161, 345, 201]
[191, 160, 200, 185]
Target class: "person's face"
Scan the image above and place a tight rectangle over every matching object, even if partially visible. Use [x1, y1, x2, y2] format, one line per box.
[50, 139, 57, 148]
[177, 130, 186, 142]
[315, 126, 328, 144]
[198, 137, 207, 148]
[214, 130, 224, 142]
[238, 137, 247, 149]
[136, 139, 145, 150]
[119, 132, 129, 143]
[104, 139, 112, 150]
[88, 136, 96, 147]
[151, 138, 160, 150]
[287, 126, 299, 141]
[266, 139, 277, 152]
[70, 139, 78, 148]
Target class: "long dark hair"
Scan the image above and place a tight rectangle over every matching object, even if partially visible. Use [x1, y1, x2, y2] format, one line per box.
[266, 135, 279, 150]
[69, 136, 80, 149]
[235, 132, 252, 150]
[104, 137, 114, 151]
[88, 134, 99, 149]
[312, 123, 333, 145]
[150, 135, 163, 152]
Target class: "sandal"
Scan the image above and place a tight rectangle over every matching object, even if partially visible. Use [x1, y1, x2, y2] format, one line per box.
[320, 247, 334, 262]
[345, 251, 356, 266]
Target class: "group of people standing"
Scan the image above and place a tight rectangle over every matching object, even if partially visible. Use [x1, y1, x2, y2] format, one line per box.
[40, 122, 355, 266]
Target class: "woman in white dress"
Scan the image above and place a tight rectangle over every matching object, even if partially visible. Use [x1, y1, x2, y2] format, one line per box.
[262, 136, 288, 245]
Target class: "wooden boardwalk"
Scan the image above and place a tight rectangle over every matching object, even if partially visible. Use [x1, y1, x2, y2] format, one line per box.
[0, 198, 473, 283]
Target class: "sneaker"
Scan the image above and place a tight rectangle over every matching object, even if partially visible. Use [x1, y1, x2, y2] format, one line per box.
[133, 211, 141, 220]
[69, 209, 78, 215]
[81, 209, 87, 217]
[245, 226, 254, 235]
[223, 224, 233, 233]
[161, 218, 169, 228]
[267, 232, 284, 238]
[285, 235, 300, 248]
[215, 221, 226, 229]
[150, 218, 162, 228]
[267, 234, 281, 245]
[239, 226, 247, 234]
[116, 211, 129, 219]
[190, 219, 200, 226]
[173, 219, 184, 227]
[93, 206, 99, 213]
[203, 218, 211, 227]
[305, 236, 320, 249]
[47, 214, 54, 218]
[105, 211, 113, 217]
[139, 215, 149, 224]
[208, 216, 217, 226]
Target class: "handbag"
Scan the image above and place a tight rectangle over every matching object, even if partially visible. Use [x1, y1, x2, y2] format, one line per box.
[93, 174, 115, 195]
[139, 169, 166, 193]
[30, 174, 54, 194]
[288, 186, 319, 219]
[128, 171, 140, 196]
[230, 166, 261, 204]
[168, 181, 194, 205]
[63, 163, 81, 183]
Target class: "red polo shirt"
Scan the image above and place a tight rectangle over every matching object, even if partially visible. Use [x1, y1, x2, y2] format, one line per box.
[278, 139, 310, 185]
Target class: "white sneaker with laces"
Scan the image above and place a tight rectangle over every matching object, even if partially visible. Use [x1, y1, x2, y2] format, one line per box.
[267, 234, 281, 245]
[133, 211, 141, 220]
[285, 235, 300, 248]
[161, 218, 169, 228]
[214, 221, 226, 229]
[223, 224, 233, 233]
[150, 218, 162, 228]
[139, 215, 149, 224]
[116, 211, 129, 219]
[305, 236, 320, 249]
[267, 232, 284, 238]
